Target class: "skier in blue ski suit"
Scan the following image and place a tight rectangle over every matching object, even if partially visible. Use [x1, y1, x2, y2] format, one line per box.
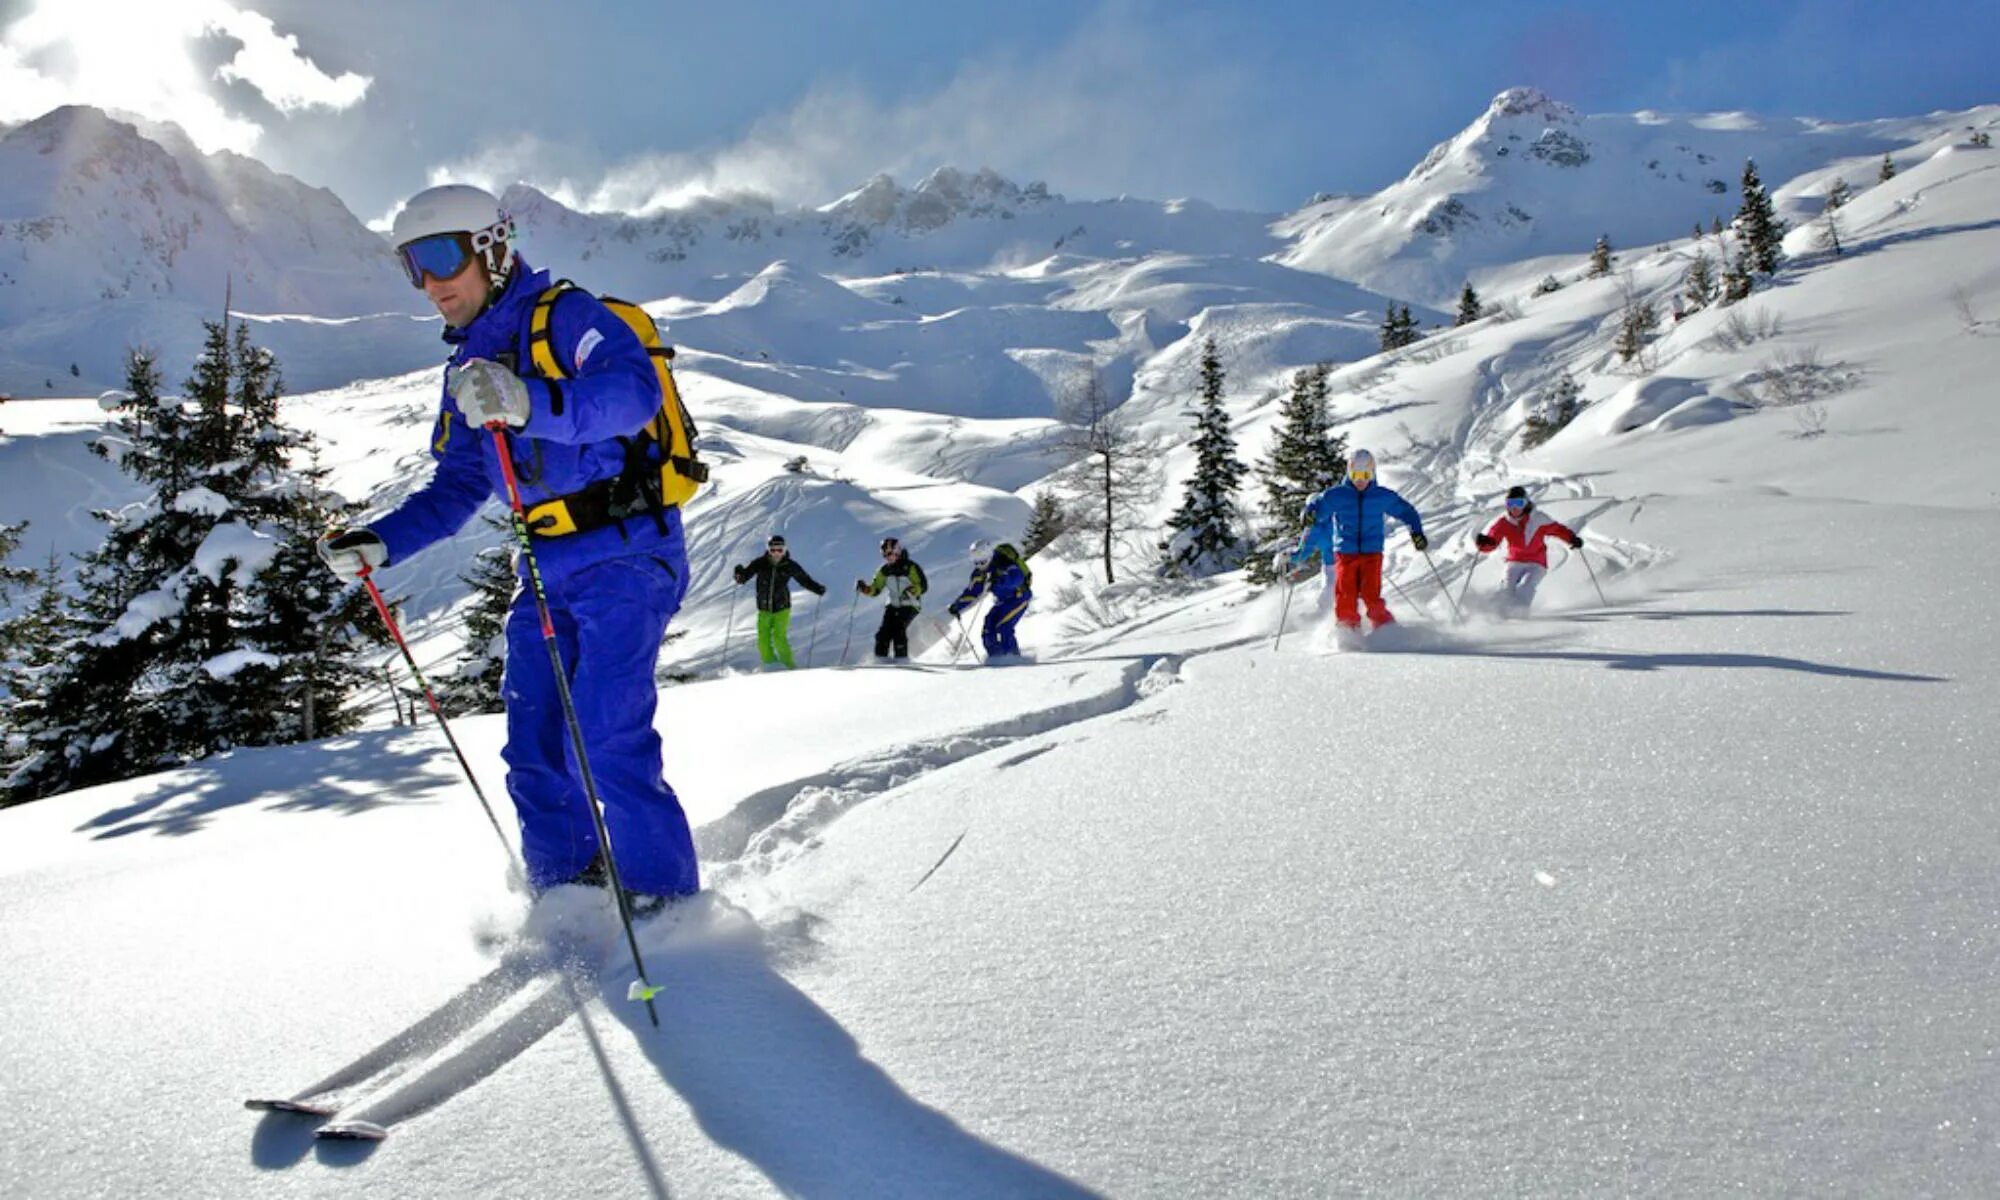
[947, 540, 1031, 659]
[1287, 449, 1427, 629]
[317, 185, 697, 903]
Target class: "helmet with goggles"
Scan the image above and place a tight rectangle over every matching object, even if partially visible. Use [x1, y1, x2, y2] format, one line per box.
[1347, 448, 1376, 487]
[390, 184, 518, 297]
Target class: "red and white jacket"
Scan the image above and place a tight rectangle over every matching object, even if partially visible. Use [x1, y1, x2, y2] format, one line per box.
[1479, 509, 1578, 568]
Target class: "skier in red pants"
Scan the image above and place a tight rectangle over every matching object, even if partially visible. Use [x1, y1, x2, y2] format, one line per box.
[1284, 449, 1427, 631]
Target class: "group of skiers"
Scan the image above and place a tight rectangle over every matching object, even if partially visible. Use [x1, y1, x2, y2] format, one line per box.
[732, 534, 1035, 669]
[311, 181, 1581, 925]
[1282, 449, 1583, 630]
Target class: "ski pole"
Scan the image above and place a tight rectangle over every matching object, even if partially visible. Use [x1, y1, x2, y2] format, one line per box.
[841, 589, 860, 665]
[1272, 575, 1298, 652]
[1455, 553, 1480, 615]
[1576, 544, 1610, 607]
[804, 594, 822, 668]
[1420, 547, 1463, 623]
[358, 566, 520, 878]
[486, 426, 663, 1027]
[1386, 571, 1422, 615]
[947, 611, 971, 664]
[720, 571, 740, 672]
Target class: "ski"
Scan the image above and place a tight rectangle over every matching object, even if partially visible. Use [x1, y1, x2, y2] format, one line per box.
[310, 965, 600, 1142]
[244, 951, 553, 1120]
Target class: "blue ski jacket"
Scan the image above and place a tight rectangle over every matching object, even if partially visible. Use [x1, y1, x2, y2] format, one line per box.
[372, 259, 681, 577]
[949, 558, 1029, 616]
[1291, 480, 1425, 561]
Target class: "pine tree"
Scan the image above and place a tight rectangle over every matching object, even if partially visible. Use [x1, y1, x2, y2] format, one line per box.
[1721, 246, 1756, 303]
[1164, 337, 1247, 575]
[1710, 216, 1725, 237]
[1377, 303, 1419, 352]
[438, 519, 514, 718]
[1683, 253, 1717, 311]
[1521, 372, 1584, 450]
[1532, 275, 1564, 296]
[0, 520, 32, 607]
[1825, 177, 1852, 211]
[1249, 363, 1347, 584]
[1020, 489, 1068, 559]
[1454, 282, 1483, 326]
[1588, 234, 1615, 277]
[1615, 281, 1659, 364]
[1736, 160, 1785, 276]
[0, 552, 77, 766]
[1878, 153, 1896, 182]
[6, 322, 374, 802]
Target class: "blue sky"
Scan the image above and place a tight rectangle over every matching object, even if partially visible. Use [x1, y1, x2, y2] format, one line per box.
[3, 0, 1995, 221]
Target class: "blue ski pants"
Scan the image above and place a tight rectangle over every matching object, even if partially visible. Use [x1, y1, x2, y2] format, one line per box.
[502, 549, 698, 897]
[983, 592, 1030, 658]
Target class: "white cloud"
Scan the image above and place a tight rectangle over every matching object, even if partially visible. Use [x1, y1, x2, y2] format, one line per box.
[208, 6, 369, 114]
[423, 5, 1262, 214]
[0, 0, 369, 152]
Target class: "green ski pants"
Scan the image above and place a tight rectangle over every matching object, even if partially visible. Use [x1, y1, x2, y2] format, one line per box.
[756, 609, 796, 669]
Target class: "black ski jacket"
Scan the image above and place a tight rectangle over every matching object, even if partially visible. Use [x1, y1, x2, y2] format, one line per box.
[734, 554, 826, 612]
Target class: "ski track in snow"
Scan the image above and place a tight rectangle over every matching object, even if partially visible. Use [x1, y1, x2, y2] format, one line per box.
[700, 655, 1173, 884]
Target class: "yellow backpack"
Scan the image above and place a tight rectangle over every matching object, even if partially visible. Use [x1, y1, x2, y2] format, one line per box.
[523, 282, 709, 508]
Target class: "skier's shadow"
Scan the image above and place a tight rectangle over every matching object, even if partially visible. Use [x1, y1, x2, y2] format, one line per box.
[610, 925, 1102, 1198]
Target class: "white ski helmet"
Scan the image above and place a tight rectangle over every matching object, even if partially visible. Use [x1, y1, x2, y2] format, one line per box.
[1347, 448, 1376, 486]
[968, 538, 994, 566]
[389, 184, 518, 295]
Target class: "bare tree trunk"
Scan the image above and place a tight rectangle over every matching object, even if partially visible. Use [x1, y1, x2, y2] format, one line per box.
[1101, 452, 1115, 584]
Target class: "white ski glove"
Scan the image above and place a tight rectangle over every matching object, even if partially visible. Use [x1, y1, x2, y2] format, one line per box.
[448, 358, 532, 429]
[317, 528, 387, 583]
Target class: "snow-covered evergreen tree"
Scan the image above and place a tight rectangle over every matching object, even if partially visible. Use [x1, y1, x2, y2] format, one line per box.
[1722, 246, 1756, 303]
[5, 322, 375, 803]
[1825, 177, 1852, 211]
[1532, 275, 1564, 296]
[1879, 152, 1897, 182]
[1248, 363, 1347, 584]
[437, 518, 515, 718]
[1164, 337, 1247, 575]
[1736, 160, 1786, 276]
[1616, 281, 1660, 364]
[1454, 282, 1483, 326]
[1521, 371, 1584, 450]
[1588, 234, 1615, 277]
[1020, 489, 1068, 559]
[1684, 253, 1717, 311]
[0, 551, 78, 772]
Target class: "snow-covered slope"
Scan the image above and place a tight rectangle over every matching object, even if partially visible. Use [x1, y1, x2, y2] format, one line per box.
[1277, 87, 2000, 308]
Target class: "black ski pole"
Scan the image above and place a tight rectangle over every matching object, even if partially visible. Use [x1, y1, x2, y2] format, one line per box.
[359, 566, 521, 880]
[804, 595, 822, 668]
[1420, 547, 1464, 623]
[487, 425, 663, 1026]
[1576, 543, 1610, 607]
[1272, 574, 1298, 651]
[841, 589, 860, 665]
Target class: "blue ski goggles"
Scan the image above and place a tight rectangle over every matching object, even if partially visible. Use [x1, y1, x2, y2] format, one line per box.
[397, 232, 480, 289]
[1505, 496, 1529, 511]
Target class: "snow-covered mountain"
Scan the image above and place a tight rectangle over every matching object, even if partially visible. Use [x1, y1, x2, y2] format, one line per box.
[0, 106, 429, 396]
[1277, 86, 2000, 306]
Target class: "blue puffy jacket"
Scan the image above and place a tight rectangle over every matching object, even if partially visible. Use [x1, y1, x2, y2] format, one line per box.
[372, 259, 681, 577]
[949, 557, 1029, 616]
[1291, 480, 1425, 561]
